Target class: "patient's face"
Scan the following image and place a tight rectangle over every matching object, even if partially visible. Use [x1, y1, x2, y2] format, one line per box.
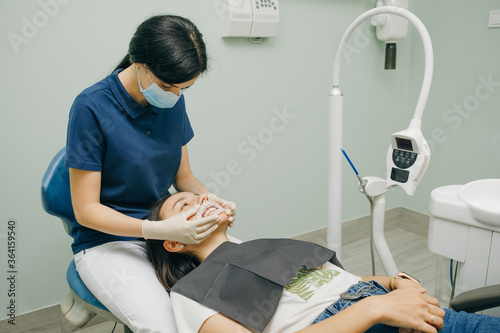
[160, 192, 229, 227]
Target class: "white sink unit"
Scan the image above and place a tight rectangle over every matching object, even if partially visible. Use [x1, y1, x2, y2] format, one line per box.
[428, 179, 500, 316]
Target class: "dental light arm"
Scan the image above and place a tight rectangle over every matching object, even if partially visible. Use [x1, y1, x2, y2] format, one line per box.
[328, 6, 434, 259]
[332, 6, 433, 119]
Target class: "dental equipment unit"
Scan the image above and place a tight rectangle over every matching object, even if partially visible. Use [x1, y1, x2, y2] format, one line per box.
[371, 0, 410, 70]
[328, 5, 434, 276]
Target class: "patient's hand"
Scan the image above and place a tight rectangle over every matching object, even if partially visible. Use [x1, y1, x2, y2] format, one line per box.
[372, 288, 445, 333]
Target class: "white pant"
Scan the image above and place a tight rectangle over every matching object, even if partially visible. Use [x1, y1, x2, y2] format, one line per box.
[74, 240, 177, 333]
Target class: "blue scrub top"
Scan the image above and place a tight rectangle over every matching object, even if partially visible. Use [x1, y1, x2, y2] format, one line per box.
[65, 69, 194, 254]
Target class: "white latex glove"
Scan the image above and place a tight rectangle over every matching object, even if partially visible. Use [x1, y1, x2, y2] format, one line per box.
[142, 205, 220, 243]
[208, 194, 236, 227]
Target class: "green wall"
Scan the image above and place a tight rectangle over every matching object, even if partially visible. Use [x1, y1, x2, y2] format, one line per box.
[405, 0, 500, 211]
[0, 0, 498, 318]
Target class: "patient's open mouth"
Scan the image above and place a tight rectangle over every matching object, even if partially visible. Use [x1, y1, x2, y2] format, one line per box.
[201, 205, 217, 218]
[197, 200, 224, 219]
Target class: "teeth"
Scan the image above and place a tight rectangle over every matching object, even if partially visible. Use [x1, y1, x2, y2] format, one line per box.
[197, 200, 224, 219]
[203, 207, 217, 218]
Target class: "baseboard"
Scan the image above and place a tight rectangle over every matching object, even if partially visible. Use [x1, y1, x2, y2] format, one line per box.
[399, 208, 430, 237]
[292, 207, 430, 246]
[0, 303, 113, 332]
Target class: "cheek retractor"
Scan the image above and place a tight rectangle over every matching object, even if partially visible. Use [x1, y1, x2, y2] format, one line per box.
[196, 200, 225, 219]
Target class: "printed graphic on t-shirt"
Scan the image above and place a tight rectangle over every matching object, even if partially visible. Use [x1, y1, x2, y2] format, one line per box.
[285, 267, 340, 301]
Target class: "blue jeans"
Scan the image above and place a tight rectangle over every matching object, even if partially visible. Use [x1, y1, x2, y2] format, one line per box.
[312, 280, 500, 332]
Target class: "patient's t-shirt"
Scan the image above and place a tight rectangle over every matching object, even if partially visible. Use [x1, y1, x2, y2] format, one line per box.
[171, 262, 362, 333]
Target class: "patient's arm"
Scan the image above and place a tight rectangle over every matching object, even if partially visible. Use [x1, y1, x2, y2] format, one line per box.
[360, 275, 392, 289]
[359, 275, 422, 291]
[296, 289, 445, 333]
[199, 289, 444, 333]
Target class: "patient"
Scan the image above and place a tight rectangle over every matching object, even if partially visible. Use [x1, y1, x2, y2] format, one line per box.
[146, 192, 500, 333]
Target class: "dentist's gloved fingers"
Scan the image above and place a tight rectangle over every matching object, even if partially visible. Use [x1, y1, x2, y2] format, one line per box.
[227, 206, 236, 228]
[208, 194, 236, 214]
[142, 205, 219, 244]
[190, 223, 219, 243]
[190, 214, 220, 231]
[208, 194, 237, 228]
[221, 200, 236, 213]
[225, 205, 236, 216]
[224, 201, 236, 215]
[183, 204, 202, 219]
[183, 215, 220, 243]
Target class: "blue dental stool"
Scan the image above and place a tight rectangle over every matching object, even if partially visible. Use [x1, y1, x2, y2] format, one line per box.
[41, 148, 133, 332]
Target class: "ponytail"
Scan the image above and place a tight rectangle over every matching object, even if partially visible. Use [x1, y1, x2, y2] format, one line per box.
[113, 54, 132, 72]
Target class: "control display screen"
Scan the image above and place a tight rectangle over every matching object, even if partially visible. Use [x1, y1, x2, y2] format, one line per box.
[395, 137, 413, 151]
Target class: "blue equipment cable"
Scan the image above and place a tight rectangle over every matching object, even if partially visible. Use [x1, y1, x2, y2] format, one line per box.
[341, 148, 373, 274]
[341, 148, 359, 175]
[341, 148, 366, 188]
[450, 259, 454, 287]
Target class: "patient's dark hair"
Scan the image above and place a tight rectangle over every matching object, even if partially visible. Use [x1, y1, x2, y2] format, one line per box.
[145, 193, 200, 293]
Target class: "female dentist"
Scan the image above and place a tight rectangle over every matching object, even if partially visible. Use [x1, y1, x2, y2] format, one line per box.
[64, 15, 236, 332]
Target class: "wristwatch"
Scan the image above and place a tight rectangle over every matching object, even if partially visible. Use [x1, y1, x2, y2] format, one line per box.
[389, 271, 420, 291]
[395, 272, 420, 283]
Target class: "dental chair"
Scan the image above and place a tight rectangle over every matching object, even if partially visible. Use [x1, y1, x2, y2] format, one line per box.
[450, 284, 500, 314]
[41, 148, 133, 333]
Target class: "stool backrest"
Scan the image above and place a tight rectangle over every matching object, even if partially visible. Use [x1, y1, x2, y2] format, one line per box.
[41, 148, 75, 235]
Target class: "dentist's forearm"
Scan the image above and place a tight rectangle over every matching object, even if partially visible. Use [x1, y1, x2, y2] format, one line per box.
[74, 201, 144, 237]
[175, 145, 211, 194]
[174, 174, 210, 194]
[69, 167, 144, 237]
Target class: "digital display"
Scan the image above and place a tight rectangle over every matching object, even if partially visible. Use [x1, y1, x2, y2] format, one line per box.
[395, 137, 413, 151]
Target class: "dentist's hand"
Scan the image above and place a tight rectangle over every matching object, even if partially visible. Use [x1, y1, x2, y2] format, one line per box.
[142, 205, 220, 243]
[208, 194, 236, 227]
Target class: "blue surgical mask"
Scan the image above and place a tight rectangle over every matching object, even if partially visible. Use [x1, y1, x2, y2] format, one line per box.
[136, 66, 182, 109]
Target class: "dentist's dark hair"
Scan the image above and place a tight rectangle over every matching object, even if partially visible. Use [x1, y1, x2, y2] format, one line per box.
[114, 15, 208, 85]
[145, 193, 200, 293]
